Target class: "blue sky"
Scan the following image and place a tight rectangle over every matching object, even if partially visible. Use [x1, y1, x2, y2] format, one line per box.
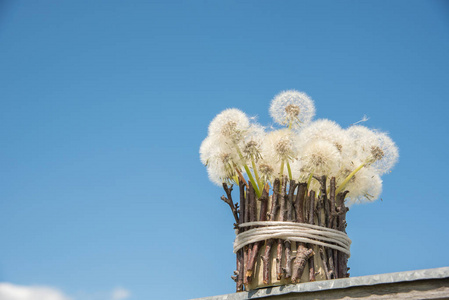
[0, 1, 448, 299]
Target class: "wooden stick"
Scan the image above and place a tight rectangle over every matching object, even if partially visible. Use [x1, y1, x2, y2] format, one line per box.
[286, 180, 296, 222]
[269, 178, 280, 221]
[316, 200, 333, 280]
[246, 186, 269, 282]
[221, 183, 239, 226]
[276, 177, 287, 280]
[320, 248, 331, 280]
[262, 178, 280, 285]
[313, 175, 329, 227]
[243, 181, 256, 288]
[329, 177, 336, 228]
[291, 182, 314, 283]
[248, 181, 257, 226]
[337, 190, 350, 278]
[295, 183, 307, 225]
[308, 190, 316, 282]
[283, 180, 297, 279]
[330, 177, 339, 279]
[236, 179, 246, 291]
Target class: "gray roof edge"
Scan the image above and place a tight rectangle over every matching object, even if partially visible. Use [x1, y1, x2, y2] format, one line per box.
[191, 266, 449, 300]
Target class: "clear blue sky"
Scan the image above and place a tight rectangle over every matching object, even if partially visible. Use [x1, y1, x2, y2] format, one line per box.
[1, 1, 448, 299]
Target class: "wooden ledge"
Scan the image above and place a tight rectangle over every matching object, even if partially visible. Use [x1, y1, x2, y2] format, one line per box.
[192, 267, 449, 299]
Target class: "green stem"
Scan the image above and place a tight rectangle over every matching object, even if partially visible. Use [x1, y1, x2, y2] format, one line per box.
[336, 162, 366, 194]
[235, 145, 261, 198]
[244, 164, 261, 198]
[251, 155, 263, 193]
[286, 161, 293, 180]
[307, 173, 313, 190]
[278, 160, 285, 193]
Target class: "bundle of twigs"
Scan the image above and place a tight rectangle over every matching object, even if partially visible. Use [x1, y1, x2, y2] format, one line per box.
[222, 175, 350, 292]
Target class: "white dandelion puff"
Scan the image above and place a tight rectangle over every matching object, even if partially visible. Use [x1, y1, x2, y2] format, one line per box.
[261, 129, 299, 177]
[297, 140, 342, 178]
[208, 108, 250, 145]
[269, 90, 315, 128]
[298, 119, 342, 143]
[344, 167, 383, 206]
[206, 148, 241, 186]
[336, 157, 363, 187]
[242, 123, 266, 161]
[200, 135, 243, 185]
[200, 135, 237, 165]
[199, 136, 215, 166]
[262, 129, 298, 162]
[298, 119, 352, 155]
[346, 125, 399, 175]
[369, 131, 399, 175]
[258, 160, 276, 183]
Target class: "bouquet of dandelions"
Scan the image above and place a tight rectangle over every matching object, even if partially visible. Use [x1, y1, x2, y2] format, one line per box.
[200, 90, 398, 292]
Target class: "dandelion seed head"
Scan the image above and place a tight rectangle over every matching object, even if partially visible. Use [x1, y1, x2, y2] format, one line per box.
[243, 140, 262, 162]
[208, 108, 250, 144]
[200, 134, 241, 185]
[262, 129, 298, 163]
[346, 125, 376, 152]
[200, 135, 234, 165]
[285, 104, 301, 118]
[243, 123, 265, 161]
[206, 148, 241, 186]
[199, 136, 214, 166]
[370, 131, 399, 174]
[269, 90, 315, 128]
[298, 119, 352, 156]
[345, 167, 383, 206]
[346, 126, 399, 174]
[244, 141, 258, 155]
[221, 120, 238, 137]
[298, 140, 341, 177]
[275, 139, 292, 157]
[258, 161, 275, 182]
[371, 146, 384, 161]
[311, 154, 325, 167]
[259, 163, 274, 175]
[299, 119, 342, 140]
[261, 129, 299, 178]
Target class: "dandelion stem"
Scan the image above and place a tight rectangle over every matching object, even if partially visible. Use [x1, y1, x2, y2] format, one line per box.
[278, 160, 285, 194]
[336, 162, 366, 194]
[251, 155, 263, 194]
[232, 175, 239, 185]
[307, 173, 313, 190]
[235, 169, 248, 188]
[235, 145, 261, 198]
[286, 161, 293, 180]
[244, 165, 261, 198]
